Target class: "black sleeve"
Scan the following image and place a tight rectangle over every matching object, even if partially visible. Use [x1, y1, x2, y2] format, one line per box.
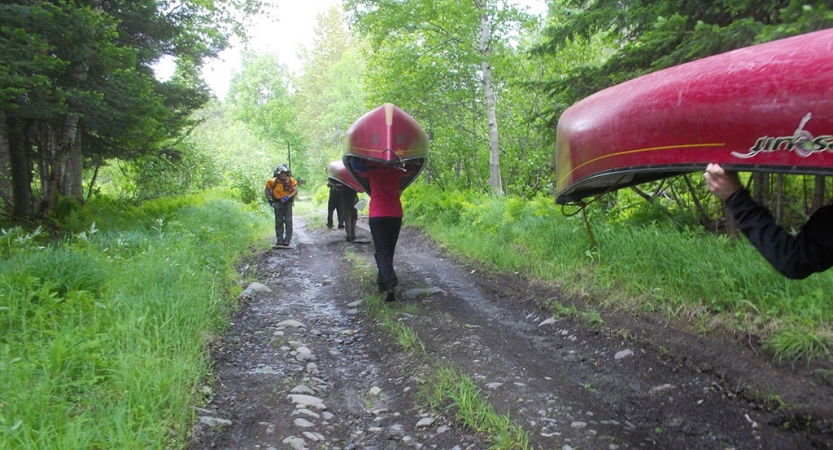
[726, 189, 833, 279]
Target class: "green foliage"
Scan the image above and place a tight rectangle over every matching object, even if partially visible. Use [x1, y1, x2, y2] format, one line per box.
[0, 193, 269, 448]
[230, 168, 267, 205]
[187, 102, 284, 205]
[536, 0, 833, 126]
[0, 0, 264, 217]
[292, 6, 367, 184]
[226, 52, 299, 152]
[93, 144, 221, 203]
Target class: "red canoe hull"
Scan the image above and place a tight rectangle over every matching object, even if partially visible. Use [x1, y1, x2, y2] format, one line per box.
[327, 160, 364, 193]
[343, 103, 428, 193]
[555, 28, 833, 204]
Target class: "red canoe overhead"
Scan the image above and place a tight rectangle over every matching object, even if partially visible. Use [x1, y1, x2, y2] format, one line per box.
[555, 28, 833, 204]
[327, 160, 364, 193]
[343, 103, 428, 194]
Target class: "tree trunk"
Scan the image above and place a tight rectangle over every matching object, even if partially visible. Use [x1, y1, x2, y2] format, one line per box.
[64, 124, 84, 202]
[682, 174, 706, 223]
[476, 0, 503, 195]
[812, 175, 825, 213]
[752, 173, 768, 205]
[0, 110, 12, 210]
[774, 173, 784, 224]
[43, 115, 79, 216]
[7, 115, 33, 217]
[87, 162, 100, 202]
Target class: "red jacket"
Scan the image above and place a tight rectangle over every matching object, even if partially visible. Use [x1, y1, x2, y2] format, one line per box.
[363, 167, 408, 218]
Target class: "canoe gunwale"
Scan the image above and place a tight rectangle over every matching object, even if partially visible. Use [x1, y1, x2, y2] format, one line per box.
[342, 154, 427, 195]
[555, 164, 833, 205]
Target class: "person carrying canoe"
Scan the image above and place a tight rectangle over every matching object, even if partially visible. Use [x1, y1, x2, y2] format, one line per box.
[350, 157, 413, 301]
[266, 164, 298, 247]
[326, 179, 344, 229]
[340, 183, 359, 243]
[704, 163, 833, 279]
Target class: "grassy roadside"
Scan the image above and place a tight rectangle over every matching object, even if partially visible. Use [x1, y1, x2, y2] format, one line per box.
[400, 184, 833, 363]
[0, 192, 273, 449]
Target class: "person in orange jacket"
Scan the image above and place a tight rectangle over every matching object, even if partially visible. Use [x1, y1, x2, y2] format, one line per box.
[265, 164, 298, 247]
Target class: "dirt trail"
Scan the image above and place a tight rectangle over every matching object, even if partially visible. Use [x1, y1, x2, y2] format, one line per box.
[187, 212, 832, 450]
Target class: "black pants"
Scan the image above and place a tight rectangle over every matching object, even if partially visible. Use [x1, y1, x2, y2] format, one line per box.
[340, 190, 358, 241]
[369, 216, 402, 293]
[273, 202, 293, 242]
[327, 188, 343, 228]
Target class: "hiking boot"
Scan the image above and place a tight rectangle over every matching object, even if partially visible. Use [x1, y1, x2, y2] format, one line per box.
[385, 290, 396, 302]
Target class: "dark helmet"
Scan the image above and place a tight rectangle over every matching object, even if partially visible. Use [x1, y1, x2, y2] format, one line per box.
[274, 164, 290, 177]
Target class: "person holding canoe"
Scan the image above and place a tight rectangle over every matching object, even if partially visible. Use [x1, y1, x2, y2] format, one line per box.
[340, 183, 359, 243]
[326, 179, 345, 230]
[350, 157, 413, 301]
[704, 163, 833, 279]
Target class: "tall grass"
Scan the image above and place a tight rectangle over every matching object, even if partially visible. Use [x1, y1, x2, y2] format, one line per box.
[0, 192, 271, 449]
[404, 184, 833, 361]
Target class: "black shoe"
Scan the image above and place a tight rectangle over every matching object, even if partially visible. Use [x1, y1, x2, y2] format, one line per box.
[377, 282, 386, 293]
[385, 290, 396, 302]
[338, 225, 345, 229]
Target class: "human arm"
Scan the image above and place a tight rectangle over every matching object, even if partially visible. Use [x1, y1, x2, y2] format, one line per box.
[265, 180, 275, 204]
[726, 190, 833, 279]
[706, 164, 833, 279]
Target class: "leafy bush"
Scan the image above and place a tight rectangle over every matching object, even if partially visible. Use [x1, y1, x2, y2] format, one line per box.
[94, 146, 221, 203]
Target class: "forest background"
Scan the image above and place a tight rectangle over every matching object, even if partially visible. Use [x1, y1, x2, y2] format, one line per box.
[1, 0, 833, 448]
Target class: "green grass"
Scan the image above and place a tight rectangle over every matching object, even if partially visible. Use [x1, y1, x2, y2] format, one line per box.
[404, 184, 833, 362]
[0, 192, 271, 449]
[419, 366, 532, 450]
